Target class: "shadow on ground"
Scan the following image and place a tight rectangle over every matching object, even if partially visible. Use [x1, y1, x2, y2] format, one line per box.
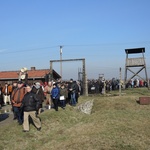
[0, 113, 9, 122]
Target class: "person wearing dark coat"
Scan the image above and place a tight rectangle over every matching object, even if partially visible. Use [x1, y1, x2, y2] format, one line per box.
[32, 82, 45, 114]
[21, 85, 41, 132]
[11, 82, 18, 120]
[68, 79, 78, 106]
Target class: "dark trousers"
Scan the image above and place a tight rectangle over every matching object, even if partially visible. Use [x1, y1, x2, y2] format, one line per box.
[53, 98, 59, 111]
[12, 106, 17, 119]
[13, 106, 23, 124]
[75, 93, 79, 103]
[60, 100, 66, 108]
[70, 92, 76, 106]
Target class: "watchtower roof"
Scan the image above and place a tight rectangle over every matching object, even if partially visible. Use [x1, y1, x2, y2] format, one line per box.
[125, 47, 145, 54]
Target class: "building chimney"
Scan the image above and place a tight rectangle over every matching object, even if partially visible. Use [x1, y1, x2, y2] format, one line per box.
[31, 67, 36, 71]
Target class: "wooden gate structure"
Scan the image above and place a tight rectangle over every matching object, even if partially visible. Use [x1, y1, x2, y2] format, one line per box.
[124, 47, 149, 88]
[49, 58, 88, 96]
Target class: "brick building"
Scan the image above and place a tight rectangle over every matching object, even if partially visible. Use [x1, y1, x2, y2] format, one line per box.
[0, 67, 61, 86]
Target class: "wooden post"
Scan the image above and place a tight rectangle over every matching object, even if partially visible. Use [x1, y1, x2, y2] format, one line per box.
[82, 59, 88, 96]
[50, 58, 88, 95]
[119, 67, 122, 96]
[50, 61, 53, 81]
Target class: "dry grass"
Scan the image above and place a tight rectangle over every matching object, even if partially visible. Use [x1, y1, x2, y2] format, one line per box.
[0, 88, 150, 150]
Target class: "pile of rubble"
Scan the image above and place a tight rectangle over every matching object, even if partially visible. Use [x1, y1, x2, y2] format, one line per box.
[78, 99, 94, 114]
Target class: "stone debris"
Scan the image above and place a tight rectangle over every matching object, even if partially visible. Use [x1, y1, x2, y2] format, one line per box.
[78, 99, 94, 114]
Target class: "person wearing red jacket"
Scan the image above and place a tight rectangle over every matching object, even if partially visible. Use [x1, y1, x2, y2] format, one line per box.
[11, 81, 26, 125]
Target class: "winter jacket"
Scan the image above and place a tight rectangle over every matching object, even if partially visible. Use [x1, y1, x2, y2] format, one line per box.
[32, 86, 45, 104]
[21, 91, 40, 112]
[51, 86, 60, 99]
[2, 85, 12, 95]
[11, 86, 26, 107]
[69, 81, 79, 93]
[60, 87, 68, 99]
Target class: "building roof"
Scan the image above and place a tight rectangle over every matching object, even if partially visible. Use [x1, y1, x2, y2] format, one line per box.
[125, 47, 145, 54]
[0, 67, 61, 80]
[0, 69, 49, 80]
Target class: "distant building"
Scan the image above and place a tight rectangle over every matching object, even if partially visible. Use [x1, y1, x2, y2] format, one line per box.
[0, 67, 61, 85]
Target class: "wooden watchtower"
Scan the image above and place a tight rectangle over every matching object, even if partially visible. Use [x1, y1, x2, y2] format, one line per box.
[124, 47, 149, 88]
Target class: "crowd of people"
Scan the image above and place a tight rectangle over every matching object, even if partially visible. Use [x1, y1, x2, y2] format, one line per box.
[87, 78, 149, 94]
[0, 77, 148, 132]
[0, 78, 81, 132]
[126, 78, 148, 88]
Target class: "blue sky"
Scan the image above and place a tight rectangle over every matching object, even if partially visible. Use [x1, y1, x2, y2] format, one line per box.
[0, 0, 150, 80]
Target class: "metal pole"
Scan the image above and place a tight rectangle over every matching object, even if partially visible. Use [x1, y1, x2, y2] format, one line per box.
[60, 46, 63, 80]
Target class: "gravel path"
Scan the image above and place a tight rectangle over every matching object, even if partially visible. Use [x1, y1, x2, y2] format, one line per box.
[0, 104, 49, 127]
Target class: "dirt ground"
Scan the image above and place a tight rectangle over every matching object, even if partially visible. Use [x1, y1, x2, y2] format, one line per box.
[0, 104, 48, 127]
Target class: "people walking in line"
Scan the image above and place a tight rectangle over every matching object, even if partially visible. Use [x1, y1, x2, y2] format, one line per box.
[32, 82, 45, 114]
[21, 84, 41, 132]
[75, 80, 81, 103]
[68, 79, 78, 106]
[11, 82, 18, 120]
[59, 83, 68, 109]
[51, 82, 60, 111]
[2, 83, 12, 105]
[44, 81, 53, 109]
[11, 81, 26, 125]
[0, 84, 3, 109]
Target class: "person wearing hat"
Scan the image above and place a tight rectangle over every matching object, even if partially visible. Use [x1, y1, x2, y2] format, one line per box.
[11, 81, 26, 125]
[21, 85, 41, 132]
